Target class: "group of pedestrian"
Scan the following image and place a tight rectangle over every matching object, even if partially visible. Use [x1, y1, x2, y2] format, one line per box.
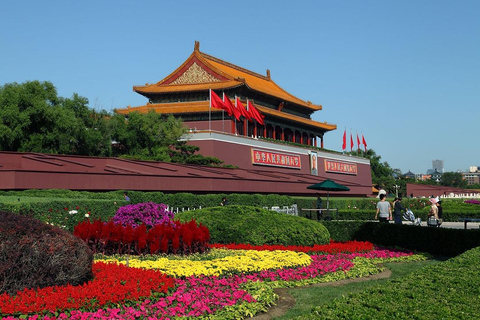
[375, 194, 443, 225]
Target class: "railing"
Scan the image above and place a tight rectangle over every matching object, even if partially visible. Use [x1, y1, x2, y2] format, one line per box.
[301, 208, 339, 220]
[265, 204, 298, 216]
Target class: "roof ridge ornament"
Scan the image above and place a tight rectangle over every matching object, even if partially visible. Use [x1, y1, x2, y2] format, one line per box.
[266, 69, 271, 80]
[194, 41, 200, 52]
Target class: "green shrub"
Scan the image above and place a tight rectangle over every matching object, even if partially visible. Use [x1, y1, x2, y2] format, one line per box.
[321, 220, 368, 242]
[353, 222, 480, 256]
[175, 205, 330, 246]
[0, 211, 93, 295]
[0, 200, 121, 231]
[322, 220, 480, 256]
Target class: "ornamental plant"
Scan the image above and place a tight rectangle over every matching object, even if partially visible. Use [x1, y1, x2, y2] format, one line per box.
[0, 261, 175, 316]
[74, 219, 210, 255]
[113, 202, 174, 228]
[464, 199, 480, 205]
[209, 240, 374, 254]
[0, 211, 93, 295]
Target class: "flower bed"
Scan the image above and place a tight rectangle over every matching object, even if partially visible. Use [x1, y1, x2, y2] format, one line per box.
[209, 240, 374, 254]
[0, 262, 174, 316]
[1, 242, 427, 319]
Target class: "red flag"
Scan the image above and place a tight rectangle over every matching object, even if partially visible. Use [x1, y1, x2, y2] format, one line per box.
[342, 129, 346, 150]
[247, 100, 265, 125]
[236, 97, 252, 121]
[350, 133, 354, 151]
[357, 133, 360, 150]
[362, 134, 367, 152]
[224, 93, 240, 121]
[210, 89, 232, 115]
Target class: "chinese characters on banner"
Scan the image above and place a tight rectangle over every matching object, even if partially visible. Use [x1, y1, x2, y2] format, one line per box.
[251, 149, 301, 169]
[324, 159, 357, 175]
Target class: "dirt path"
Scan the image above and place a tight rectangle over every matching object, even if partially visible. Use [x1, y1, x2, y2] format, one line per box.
[250, 268, 392, 319]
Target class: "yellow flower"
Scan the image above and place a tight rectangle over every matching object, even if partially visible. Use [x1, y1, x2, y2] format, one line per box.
[96, 249, 311, 277]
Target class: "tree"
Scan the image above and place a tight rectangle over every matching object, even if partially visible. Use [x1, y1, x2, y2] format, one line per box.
[0, 80, 238, 167]
[440, 172, 467, 188]
[0, 81, 114, 156]
[349, 149, 396, 193]
[169, 142, 224, 166]
[109, 111, 187, 161]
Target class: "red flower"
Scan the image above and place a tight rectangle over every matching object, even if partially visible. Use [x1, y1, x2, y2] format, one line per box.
[0, 262, 175, 315]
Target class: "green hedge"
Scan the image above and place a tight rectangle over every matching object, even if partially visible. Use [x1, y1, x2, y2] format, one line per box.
[175, 205, 330, 246]
[322, 220, 480, 256]
[0, 200, 122, 231]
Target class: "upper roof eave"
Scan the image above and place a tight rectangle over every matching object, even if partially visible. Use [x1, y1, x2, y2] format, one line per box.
[257, 105, 336, 131]
[133, 80, 243, 95]
[133, 42, 322, 111]
[199, 51, 322, 111]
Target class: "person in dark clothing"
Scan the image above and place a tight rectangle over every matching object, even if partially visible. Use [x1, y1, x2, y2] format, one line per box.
[437, 200, 443, 225]
[316, 194, 323, 220]
[393, 197, 406, 224]
[220, 197, 229, 206]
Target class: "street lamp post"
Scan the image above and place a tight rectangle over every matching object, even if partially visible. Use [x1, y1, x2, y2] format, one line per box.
[394, 185, 400, 198]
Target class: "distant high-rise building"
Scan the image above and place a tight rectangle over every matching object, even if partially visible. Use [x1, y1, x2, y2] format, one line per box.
[432, 159, 444, 173]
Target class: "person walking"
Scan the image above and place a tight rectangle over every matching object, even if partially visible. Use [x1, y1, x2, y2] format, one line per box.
[393, 197, 406, 224]
[316, 194, 323, 220]
[375, 193, 392, 223]
[220, 197, 229, 206]
[437, 200, 443, 224]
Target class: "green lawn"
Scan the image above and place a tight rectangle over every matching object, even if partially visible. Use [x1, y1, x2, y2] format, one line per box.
[276, 260, 441, 319]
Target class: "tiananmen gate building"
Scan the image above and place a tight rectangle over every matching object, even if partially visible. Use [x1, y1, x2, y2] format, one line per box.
[0, 42, 373, 197]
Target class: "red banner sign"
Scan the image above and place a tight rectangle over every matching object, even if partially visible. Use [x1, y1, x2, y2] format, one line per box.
[324, 159, 357, 175]
[252, 149, 301, 169]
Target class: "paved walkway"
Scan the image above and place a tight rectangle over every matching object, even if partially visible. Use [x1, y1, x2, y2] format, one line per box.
[401, 221, 480, 229]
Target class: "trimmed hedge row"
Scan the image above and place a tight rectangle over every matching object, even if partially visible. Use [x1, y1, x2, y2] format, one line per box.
[175, 205, 330, 246]
[0, 200, 121, 231]
[2, 190, 480, 231]
[0, 191, 295, 231]
[322, 220, 480, 256]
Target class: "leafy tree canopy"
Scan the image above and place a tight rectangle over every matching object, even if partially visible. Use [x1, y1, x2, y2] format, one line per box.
[440, 171, 467, 188]
[0, 81, 225, 165]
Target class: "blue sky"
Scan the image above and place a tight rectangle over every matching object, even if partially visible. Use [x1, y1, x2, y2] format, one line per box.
[1, 0, 479, 174]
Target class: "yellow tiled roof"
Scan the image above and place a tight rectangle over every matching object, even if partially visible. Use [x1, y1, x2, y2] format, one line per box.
[133, 43, 321, 111]
[115, 100, 335, 132]
[116, 101, 215, 115]
[256, 105, 336, 131]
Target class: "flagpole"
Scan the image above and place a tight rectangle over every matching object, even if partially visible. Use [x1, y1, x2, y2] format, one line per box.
[234, 95, 237, 135]
[209, 89, 211, 135]
[222, 92, 225, 133]
[246, 98, 249, 137]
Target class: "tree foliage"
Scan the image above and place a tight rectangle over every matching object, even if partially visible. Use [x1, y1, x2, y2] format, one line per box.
[347, 149, 396, 193]
[0, 81, 222, 165]
[440, 171, 467, 188]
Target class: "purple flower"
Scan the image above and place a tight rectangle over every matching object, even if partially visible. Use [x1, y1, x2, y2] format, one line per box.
[113, 202, 174, 228]
[465, 199, 480, 205]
